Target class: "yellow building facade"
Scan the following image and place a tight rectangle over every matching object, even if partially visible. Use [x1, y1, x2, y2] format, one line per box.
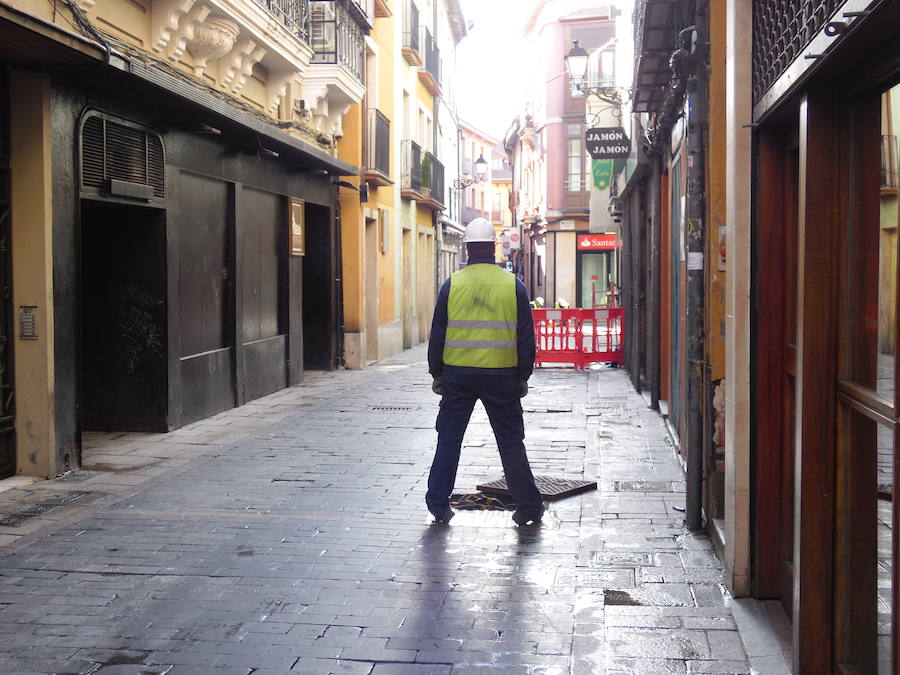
[340, 0, 466, 367]
[0, 0, 369, 479]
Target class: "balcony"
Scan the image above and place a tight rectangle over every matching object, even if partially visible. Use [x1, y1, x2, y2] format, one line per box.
[301, 0, 369, 137]
[418, 151, 445, 211]
[348, 0, 375, 26]
[402, 2, 422, 66]
[492, 165, 512, 182]
[401, 139, 423, 199]
[365, 109, 392, 187]
[462, 206, 489, 224]
[417, 27, 441, 96]
[253, 0, 311, 44]
[310, 1, 366, 82]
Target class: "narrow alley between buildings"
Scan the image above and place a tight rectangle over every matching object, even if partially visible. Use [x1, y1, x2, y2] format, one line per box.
[0, 345, 784, 674]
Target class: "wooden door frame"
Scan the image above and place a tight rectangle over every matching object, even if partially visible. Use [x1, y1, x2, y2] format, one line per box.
[751, 89, 841, 673]
[792, 88, 841, 673]
[753, 124, 788, 600]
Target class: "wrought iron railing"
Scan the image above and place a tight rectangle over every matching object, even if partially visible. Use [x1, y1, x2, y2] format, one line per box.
[423, 151, 444, 206]
[254, 0, 311, 43]
[401, 139, 422, 193]
[752, 0, 841, 104]
[310, 0, 366, 82]
[883, 134, 899, 190]
[424, 27, 440, 84]
[366, 109, 390, 177]
[403, 1, 420, 53]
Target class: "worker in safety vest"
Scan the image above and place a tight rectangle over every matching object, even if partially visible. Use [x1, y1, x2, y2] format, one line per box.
[426, 218, 544, 526]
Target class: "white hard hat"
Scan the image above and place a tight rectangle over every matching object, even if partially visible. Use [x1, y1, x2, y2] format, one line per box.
[465, 218, 495, 243]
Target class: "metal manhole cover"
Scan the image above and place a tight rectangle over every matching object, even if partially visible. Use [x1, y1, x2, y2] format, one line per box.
[476, 475, 597, 501]
[0, 491, 92, 527]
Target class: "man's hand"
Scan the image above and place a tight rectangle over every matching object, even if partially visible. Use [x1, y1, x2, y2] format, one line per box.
[432, 377, 443, 395]
[519, 380, 529, 398]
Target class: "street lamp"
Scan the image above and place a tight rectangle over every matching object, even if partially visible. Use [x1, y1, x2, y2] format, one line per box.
[564, 40, 628, 106]
[452, 152, 488, 189]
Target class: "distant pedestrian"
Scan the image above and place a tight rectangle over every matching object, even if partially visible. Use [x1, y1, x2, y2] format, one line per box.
[426, 218, 544, 526]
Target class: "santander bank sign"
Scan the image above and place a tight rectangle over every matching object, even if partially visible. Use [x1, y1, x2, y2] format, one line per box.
[577, 234, 618, 250]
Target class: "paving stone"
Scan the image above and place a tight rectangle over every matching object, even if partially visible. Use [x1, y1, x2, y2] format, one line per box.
[0, 346, 759, 673]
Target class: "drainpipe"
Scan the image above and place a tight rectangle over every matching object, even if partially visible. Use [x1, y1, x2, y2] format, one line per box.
[684, 12, 708, 532]
[649, 160, 660, 412]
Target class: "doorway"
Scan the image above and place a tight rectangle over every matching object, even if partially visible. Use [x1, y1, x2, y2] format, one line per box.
[80, 199, 167, 431]
[365, 216, 378, 362]
[302, 202, 336, 370]
[577, 251, 613, 308]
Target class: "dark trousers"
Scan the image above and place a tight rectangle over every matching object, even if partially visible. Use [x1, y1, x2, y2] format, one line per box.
[427, 369, 543, 515]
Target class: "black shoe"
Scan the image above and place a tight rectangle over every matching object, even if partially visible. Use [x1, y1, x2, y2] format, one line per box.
[512, 507, 544, 526]
[429, 506, 455, 524]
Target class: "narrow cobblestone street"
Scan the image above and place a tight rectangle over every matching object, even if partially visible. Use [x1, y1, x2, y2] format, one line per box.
[0, 345, 770, 674]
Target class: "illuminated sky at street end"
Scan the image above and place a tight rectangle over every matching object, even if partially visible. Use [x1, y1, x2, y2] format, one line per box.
[456, 0, 534, 142]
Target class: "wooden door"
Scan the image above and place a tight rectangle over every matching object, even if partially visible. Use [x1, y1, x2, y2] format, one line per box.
[755, 123, 800, 617]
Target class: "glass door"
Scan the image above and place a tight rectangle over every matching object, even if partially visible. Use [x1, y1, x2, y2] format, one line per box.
[578, 252, 611, 308]
[836, 80, 900, 674]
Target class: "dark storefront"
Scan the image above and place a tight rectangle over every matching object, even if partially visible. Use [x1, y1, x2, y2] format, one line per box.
[34, 51, 354, 461]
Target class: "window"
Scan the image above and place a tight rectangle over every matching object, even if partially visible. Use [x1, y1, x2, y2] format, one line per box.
[567, 137, 583, 192]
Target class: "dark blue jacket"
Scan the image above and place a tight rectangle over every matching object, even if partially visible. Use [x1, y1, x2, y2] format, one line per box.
[428, 256, 535, 381]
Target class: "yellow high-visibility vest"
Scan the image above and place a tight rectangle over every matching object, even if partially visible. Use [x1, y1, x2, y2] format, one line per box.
[443, 264, 518, 368]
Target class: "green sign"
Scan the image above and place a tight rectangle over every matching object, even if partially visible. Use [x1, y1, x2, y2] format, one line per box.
[592, 159, 613, 191]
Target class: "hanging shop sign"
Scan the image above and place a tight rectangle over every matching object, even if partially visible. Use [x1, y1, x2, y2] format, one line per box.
[586, 127, 630, 159]
[577, 233, 618, 250]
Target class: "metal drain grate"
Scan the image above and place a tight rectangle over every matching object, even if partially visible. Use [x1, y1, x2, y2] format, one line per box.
[370, 405, 420, 412]
[476, 475, 597, 501]
[615, 481, 674, 492]
[596, 400, 631, 414]
[0, 491, 92, 527]
[523, 403, 573, 413]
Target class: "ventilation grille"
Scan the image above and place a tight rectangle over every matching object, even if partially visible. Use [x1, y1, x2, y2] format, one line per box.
[80, 113, 165, 200]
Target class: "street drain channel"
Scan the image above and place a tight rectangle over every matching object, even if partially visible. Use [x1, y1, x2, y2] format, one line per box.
[0, 491, 93, 527]
[476, 475, 597, 501]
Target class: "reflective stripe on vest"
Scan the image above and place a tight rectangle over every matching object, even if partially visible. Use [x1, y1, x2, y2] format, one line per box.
[443, 264, 518, 368]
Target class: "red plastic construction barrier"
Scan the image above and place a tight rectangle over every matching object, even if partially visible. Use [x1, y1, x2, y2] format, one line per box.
[532, 307, 624, 370]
